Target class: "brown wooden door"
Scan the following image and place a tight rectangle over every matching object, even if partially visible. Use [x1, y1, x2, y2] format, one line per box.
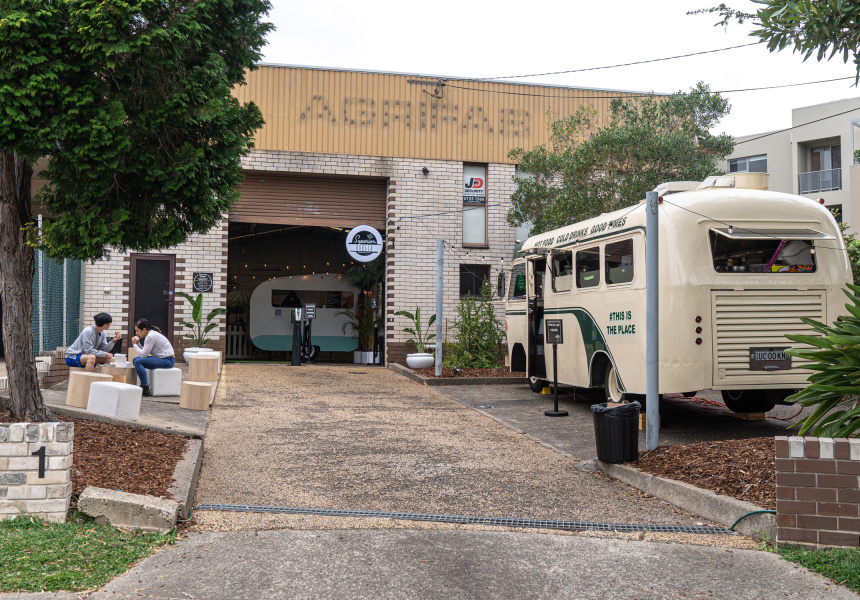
[129, 254, 175, 341]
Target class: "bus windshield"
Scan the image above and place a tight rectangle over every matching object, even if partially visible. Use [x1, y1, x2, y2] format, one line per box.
[709, 231, 816, 273]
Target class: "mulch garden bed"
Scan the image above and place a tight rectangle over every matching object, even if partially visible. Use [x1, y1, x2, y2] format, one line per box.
[0, 411, 188, 500]
[413, 367, 524, 378]
[633, 436, 775, 509]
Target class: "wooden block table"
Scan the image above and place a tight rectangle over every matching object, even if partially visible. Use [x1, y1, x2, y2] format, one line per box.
[99, 364, 138, 385]
[180, 381, 212, 410]
[189, 355, 219, 382]
[67, 371, 113, 408]
[128, 346, 139, 363]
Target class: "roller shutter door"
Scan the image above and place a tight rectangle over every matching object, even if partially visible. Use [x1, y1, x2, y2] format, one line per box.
[231, 171, 387, 229]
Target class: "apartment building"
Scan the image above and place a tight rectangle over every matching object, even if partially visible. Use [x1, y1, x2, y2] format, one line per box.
[723, 96, 860, 227]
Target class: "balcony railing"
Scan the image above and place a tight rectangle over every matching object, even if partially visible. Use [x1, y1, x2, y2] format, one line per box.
[799, 168, 842, 194]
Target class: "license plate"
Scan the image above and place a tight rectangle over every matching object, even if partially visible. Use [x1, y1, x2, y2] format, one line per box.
[749, 347, 791, 371]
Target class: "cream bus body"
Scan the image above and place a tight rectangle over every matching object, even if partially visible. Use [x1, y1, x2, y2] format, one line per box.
[502, 181, 852, 412]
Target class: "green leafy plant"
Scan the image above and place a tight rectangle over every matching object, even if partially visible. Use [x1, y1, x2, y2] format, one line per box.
[394, 306, 436, 354]
[339, 296, 378, 352]
[177, 292, 226, 348]
[785, 283, 860, 437]
[443, 280, 506, 369]
[839, 220, 860, 285]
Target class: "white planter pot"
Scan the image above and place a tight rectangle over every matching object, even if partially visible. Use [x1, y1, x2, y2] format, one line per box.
[183, 347, 209, 364]
[354, 351, 380, 365]
[406, 353, 434, 369]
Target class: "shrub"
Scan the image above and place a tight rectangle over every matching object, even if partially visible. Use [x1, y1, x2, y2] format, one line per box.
[786, 283, 860, 436]
[443, 280, 506, 369]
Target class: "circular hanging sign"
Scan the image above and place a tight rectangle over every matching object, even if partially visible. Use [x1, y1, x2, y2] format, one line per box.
[346, 225, 383, 262]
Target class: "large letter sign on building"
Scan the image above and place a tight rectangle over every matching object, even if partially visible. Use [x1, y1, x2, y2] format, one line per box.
[346, 225, 383, 262]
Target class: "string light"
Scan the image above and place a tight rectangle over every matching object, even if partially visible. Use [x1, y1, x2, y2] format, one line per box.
[728, 225, 733, 234]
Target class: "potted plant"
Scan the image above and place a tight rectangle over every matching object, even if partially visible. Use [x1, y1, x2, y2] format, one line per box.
[394, 307, 436, 369]
[177, 292, 227, 363]
[340, 296, 379, 364]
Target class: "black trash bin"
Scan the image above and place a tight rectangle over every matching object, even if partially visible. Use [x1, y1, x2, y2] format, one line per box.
[591, 401, 640, 463]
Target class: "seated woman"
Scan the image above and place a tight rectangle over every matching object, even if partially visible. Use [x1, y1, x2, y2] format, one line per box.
[131, 318, 176, 396]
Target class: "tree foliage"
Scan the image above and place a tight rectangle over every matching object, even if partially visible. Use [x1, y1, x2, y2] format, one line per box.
[443, 280, 506, 369]
[0, 0, 272, 260]
[693, 1, 860, 81]
[0, 0, 272, 421]
[785, 284, 860, 437]
[508, 83, 733, 235]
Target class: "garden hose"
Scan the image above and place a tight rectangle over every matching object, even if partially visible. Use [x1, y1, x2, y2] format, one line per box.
[730, 509, 776, 531]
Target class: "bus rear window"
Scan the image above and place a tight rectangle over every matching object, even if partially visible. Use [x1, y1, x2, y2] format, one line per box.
[709, 231, 816, 273]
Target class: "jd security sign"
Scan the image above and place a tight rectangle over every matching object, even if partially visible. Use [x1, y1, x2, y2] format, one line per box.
[346, 225, 383, 262]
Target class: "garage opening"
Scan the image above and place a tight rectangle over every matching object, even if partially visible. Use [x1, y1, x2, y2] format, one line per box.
[227, 171, 387, 363]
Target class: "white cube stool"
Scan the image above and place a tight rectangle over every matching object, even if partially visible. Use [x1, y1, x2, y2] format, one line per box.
[87, 382, 142, 421]
[146, 367, 183, 396]
[196, 351, 221, 374]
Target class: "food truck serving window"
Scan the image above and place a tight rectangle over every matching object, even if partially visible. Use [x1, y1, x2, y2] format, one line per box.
[708, 228, 828, 273]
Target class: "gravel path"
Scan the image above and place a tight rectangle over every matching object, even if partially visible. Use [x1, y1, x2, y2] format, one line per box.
[193, 364, 722, 536]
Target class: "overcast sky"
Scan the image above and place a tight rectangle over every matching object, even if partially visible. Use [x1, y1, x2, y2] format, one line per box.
[260, 0, 857, 138]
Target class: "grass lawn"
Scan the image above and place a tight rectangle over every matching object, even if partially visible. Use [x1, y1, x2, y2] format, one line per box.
[778, 545, 860, 592]
[0, 515, 175, 593]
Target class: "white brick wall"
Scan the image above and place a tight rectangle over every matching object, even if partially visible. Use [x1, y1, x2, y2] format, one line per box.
[84, 221, 228, 353]
[84, 149, 519, 359]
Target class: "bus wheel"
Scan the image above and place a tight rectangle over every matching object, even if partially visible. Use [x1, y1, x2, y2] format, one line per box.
[720, 390, 777, 413]
[604, 364, 624, 403]
[529, 376, 548, 393]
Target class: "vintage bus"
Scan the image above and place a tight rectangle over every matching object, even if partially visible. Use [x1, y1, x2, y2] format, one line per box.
[501, 174, 852, 413]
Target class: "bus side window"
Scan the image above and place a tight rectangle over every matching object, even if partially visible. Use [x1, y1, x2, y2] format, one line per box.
[605, 239, 634, 285]
[508, 263, 526, 299]
[551, 251, 573, 292]
[576, 247, 601, 288]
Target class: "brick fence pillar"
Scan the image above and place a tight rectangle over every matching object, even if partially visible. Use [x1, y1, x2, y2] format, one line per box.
[776, 435, 860, 549]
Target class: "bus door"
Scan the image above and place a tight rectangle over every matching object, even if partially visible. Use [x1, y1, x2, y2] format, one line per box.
[527, 256, 547, 381]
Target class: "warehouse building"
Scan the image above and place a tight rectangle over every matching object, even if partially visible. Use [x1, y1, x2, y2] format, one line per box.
[75, 65, 643, 364]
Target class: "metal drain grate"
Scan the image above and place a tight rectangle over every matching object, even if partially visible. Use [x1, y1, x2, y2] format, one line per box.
[193, 503, 732, 535]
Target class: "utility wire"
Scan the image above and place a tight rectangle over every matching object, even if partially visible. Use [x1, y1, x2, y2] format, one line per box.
[734, 105, 860, 146]
[485, 42, 762, 80]
[444, 76, 855, 100]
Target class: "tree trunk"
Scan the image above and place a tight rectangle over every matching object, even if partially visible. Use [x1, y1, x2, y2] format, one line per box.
[0, 150, 55, 422]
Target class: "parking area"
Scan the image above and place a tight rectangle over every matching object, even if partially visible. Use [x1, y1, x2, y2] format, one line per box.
[435, 384, 810, 460]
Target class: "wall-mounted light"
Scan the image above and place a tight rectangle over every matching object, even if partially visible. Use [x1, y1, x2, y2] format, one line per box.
[422, 167, 430, 175]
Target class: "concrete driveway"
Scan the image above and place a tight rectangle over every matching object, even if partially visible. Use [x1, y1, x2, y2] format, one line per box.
[437, 384, 812, 460]
[193, 364, 710, 532]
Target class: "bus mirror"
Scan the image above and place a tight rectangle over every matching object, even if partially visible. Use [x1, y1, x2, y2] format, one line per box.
[497, 272, 506, 298]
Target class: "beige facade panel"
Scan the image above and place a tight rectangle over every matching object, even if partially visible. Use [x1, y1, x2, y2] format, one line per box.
[235, 66, 637, 164]
[231, 171, 387, 229]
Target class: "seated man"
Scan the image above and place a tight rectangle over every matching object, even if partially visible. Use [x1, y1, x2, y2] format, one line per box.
[65, 313, 121, 372]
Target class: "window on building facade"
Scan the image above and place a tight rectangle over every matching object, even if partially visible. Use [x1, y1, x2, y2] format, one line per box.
[460, 264, 490, 296]
[463, 164, 487, 246]
[728, 154, 767, 174]
[800, 145, 842, 193]
[828, 204, 843, 223]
